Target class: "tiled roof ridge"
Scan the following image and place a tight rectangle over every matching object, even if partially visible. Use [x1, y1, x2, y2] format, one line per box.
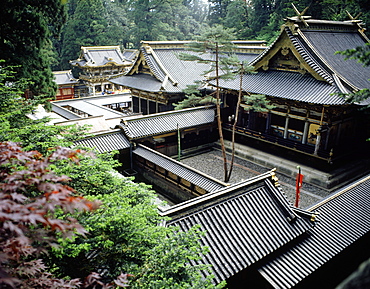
[135, 143, 227, 190]
[160, 170, 276, 217]
[258, 173, 370, 288]
[74, 129, 131, 153]
[141, 46, 178, 86]
[141, 47, 165, 81]
[119, 106, 215, 139]
[76, 46, 128, 67]
[249, 36, 279, 67]
[162, 169, 315, 223]
[75, 128, 123, 140]
[286, 27, 334, 85]
[308, 174, 370, 212]
[121, 105, 214, 124]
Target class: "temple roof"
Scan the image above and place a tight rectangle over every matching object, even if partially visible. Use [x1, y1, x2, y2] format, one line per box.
[162, 171, 315, 284]
[111, 74, 163, 93]
[133, 144, 226, 193]
[53, 70, 79, 86]
[74, 129, 130, 153]
[258, 174, 370, 289]
[215, 70, 345, 105]
[235, 17, 370, 105]
[70, 46, 132, 68]
[110, 41, 266, 94]
[118, 106, 215, 139]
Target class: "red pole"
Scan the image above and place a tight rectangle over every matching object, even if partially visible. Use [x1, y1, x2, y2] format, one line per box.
[295, 166, 304, 207]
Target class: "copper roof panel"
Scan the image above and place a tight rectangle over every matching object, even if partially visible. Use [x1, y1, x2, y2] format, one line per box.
[301, 31, 370, 90]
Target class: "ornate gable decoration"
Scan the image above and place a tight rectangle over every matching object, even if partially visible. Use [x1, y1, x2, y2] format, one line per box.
[251, 4, 370, 91]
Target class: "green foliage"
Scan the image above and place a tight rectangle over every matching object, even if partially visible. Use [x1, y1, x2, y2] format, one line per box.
[0, 0, 66, 99]
[51, 151, 129, 197]
[0, 62, 39, 128]
[0, 141, 102, 288]
[4, 120, 87, 154]
[128, 0, 204, 47]
[244, 94, 275, 112]
[0, 62, 219, 287]
[0, 64, 88, 154]
[174, 84, 216, 110]
[337, 43, 370, 67]
[222, 0, 251, 39]
[208, 0, 232, 26]
[59, 0, 132, 68]
[50, 180, 222, 288]
[132, 225, 226, 289]
[176, 25, 239, 110]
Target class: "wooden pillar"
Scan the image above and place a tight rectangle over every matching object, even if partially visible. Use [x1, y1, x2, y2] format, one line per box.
[336, 123, 342, 145]
[302, 121, 309, 144]
[283, 116, 289, 139]
[314, 130, 321, 155]
[265, 112, 271, 133]
[314, 107, 325, 155]
[138, 94, 141, 113]
[156, 95, 159, 113]
[325, 126, 331, 150]
[147, 98, 150, 115]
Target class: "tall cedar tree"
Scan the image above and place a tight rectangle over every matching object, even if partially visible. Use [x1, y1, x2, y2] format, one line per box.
[0, 0, 66, 100]
[60, 0, 112, 70]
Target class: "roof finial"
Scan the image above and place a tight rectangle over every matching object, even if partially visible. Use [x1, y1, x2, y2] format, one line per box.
[291, 3, 310, 27]
[346, 10, 362, 21]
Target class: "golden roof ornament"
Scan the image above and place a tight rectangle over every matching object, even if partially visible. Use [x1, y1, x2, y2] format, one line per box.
[291, 3, 310, 27]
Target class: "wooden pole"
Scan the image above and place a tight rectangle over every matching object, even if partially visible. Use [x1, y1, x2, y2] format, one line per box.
[295, 166, 304, 207]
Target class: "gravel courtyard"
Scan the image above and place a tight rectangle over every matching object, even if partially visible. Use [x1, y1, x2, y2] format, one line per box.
[180, 149, 330, 209]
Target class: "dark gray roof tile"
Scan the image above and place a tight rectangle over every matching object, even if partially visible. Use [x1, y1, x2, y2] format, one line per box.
[74, 130, 130, 153]
[53, 70, 79, 86]
[215, 70, 344, 105]
[71, 46, 131, 67]
[133, 145, 226, 193]
[300, 30, 370, 90]
[163, 173, 315, 284]
[258, 175, 370, 289]
[110, 74, 162, 92]
[120, 106, 215, 139]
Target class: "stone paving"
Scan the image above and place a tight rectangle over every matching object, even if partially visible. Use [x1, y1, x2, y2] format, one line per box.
[180, 149, 330, 209]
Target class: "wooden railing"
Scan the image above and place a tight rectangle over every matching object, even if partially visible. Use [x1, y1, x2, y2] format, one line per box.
[223, 123, 331, 160]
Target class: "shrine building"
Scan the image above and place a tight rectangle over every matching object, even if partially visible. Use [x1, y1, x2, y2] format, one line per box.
[109, 40, 266, 114]
[52, 70, 79, 100]
[213, 15, 370, 167]
[70, 46, 136, 96]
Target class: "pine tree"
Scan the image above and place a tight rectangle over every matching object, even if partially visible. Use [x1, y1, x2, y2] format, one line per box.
[177, 25, 239, 182]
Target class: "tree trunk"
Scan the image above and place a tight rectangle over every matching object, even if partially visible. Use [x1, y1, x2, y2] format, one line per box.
[215, 43, 229, 182]
[226, 64, 243, 182]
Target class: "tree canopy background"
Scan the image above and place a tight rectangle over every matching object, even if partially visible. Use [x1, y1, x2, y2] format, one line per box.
[1, 0, 369, 94]
[56, 0, 370, 70]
